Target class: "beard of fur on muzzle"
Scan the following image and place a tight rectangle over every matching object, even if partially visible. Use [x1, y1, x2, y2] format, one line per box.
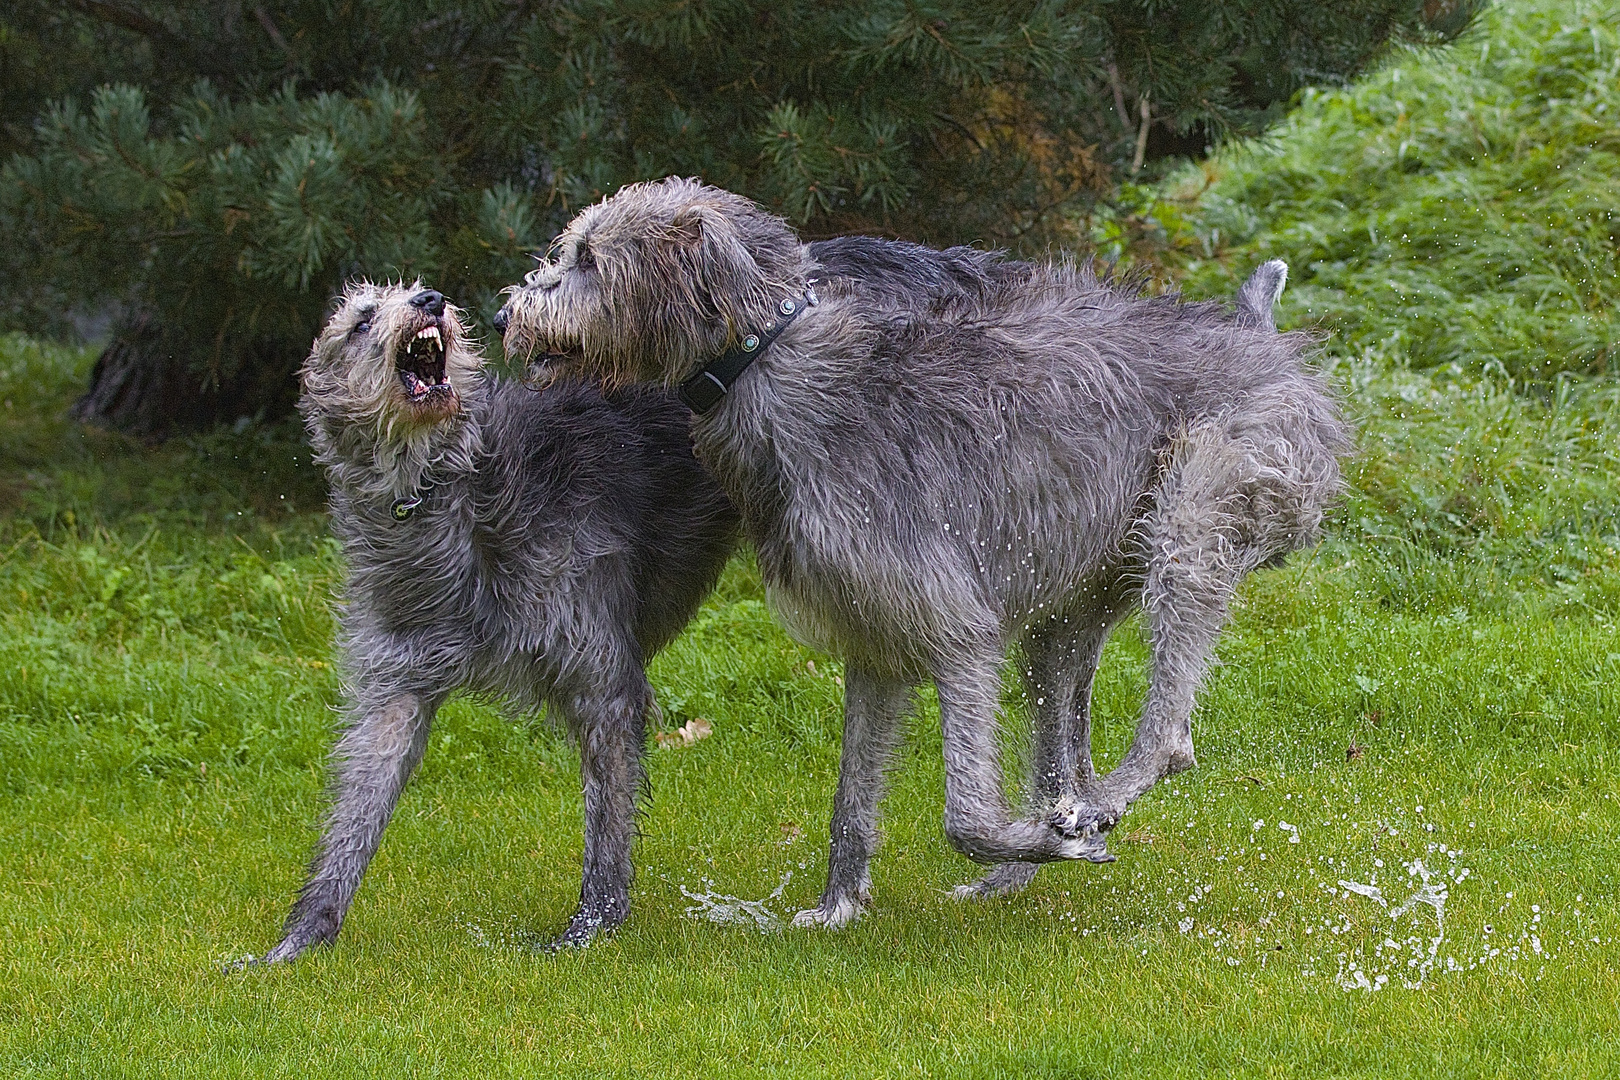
[508, 327, 627, 391]
[513, 323, 724, 394]
[510, 337, 581, 391]
[502, 307, 563, 388]
[502, 283, 721, 392]
[521, 356, 564, 391]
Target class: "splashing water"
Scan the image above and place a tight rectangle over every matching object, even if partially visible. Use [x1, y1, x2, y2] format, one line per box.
[1335, 858, 1447, 991]
[457, 912, 549, 950]
[681, 872, 794, 931]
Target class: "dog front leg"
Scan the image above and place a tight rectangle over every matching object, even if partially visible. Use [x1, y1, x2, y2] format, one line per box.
[552, 679, 651, 949]
[793, 666, 912, 929]
[264, 691, 435, 964]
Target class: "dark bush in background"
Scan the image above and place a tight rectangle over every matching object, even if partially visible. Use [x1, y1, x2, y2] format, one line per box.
[0, 0, 1477, 436]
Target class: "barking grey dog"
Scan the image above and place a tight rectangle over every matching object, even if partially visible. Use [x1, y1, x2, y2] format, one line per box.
[263, 281, 738, 961]
[496, 178, 1350, 928]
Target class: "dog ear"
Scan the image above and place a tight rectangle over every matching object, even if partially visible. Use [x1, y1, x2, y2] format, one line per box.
[667, 203, 709, 248]
[669, 203, 765, 307]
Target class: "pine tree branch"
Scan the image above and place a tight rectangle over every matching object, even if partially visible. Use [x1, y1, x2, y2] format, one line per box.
[1131, 94, 1151, 175]
[1106, 62, 1133, 132]
[253, 6, 295, 63]
[933, 112, 983, 152]
[64, 1, 233, 82]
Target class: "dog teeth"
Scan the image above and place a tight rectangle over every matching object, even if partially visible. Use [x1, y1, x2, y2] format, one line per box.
[416, 326, 442, 345]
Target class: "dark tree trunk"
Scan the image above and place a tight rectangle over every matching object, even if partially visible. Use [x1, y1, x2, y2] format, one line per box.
[73, 313, 303, 439]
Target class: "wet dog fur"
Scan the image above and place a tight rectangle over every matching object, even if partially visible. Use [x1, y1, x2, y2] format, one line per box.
[262, 280, 738, 960]
[496, 178, 1351, 927]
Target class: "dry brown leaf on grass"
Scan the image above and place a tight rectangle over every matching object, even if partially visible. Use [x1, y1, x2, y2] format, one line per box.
[655, 717, 713, 749]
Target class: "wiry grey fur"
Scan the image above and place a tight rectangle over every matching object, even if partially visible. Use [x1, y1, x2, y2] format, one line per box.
[497, 178, 1352, 928]
[263, 281, 738, 961]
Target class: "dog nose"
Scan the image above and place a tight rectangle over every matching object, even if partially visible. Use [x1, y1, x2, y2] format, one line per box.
[492, 305, 510, 337]
[410, 289, 445, 316]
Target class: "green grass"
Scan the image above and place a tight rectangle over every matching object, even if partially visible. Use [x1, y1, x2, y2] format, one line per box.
[6, 1, 1620, 1070]
[1160, 0, 1620, 383]
[6, 341, 1620, 1076]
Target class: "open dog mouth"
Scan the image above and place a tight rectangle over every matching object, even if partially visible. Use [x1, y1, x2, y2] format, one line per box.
[396, 322, 450, 401]
[524, 340, 585, 386]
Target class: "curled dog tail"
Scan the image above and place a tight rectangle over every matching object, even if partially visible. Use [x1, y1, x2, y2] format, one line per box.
[1234, 259, 1288, 331]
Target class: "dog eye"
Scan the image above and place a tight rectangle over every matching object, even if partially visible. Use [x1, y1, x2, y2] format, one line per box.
[353, 320, 371, 335]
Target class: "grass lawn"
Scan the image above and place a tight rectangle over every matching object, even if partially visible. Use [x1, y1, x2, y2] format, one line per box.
[4, 330, 1620, 1076]
[5, 1, 1620, 1071]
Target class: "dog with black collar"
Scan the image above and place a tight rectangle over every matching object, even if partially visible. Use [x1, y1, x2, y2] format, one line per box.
[496, 178, 1350, 927]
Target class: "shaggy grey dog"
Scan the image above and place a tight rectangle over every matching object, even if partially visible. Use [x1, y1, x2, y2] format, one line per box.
[495, 178, 1350, 927]
[262, 281, 738, 961]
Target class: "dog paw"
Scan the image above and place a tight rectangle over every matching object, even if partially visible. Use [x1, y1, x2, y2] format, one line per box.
[1050, 829, 1117, 863]
[791, 895, 865, 929]
[221, 953, 262, 973]
[256, 908, 341, 967]
[952, 862, 1040, 900]
[542, 908, 622, 952]
[1048, 798, 1122, 840]
[1041, 801, 1121, 862]
[255, 934, 315, 967]
[543, 924, 598, 951]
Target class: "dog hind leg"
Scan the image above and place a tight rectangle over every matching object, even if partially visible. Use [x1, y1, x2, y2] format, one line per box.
[1027, 579, 1136, 797]
[931, 648, 1113, 867]
[1052, 428, 1282, 843]
[793, 666, 913, 929]
[264, 691, 435, 964]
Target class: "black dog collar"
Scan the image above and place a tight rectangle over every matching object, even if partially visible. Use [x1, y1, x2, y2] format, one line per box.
[678, 289, 816, 414]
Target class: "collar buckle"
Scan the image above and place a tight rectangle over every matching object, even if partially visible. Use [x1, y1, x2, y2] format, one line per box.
[390, 496, 423, 521]
[678, 291, 810, 414]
